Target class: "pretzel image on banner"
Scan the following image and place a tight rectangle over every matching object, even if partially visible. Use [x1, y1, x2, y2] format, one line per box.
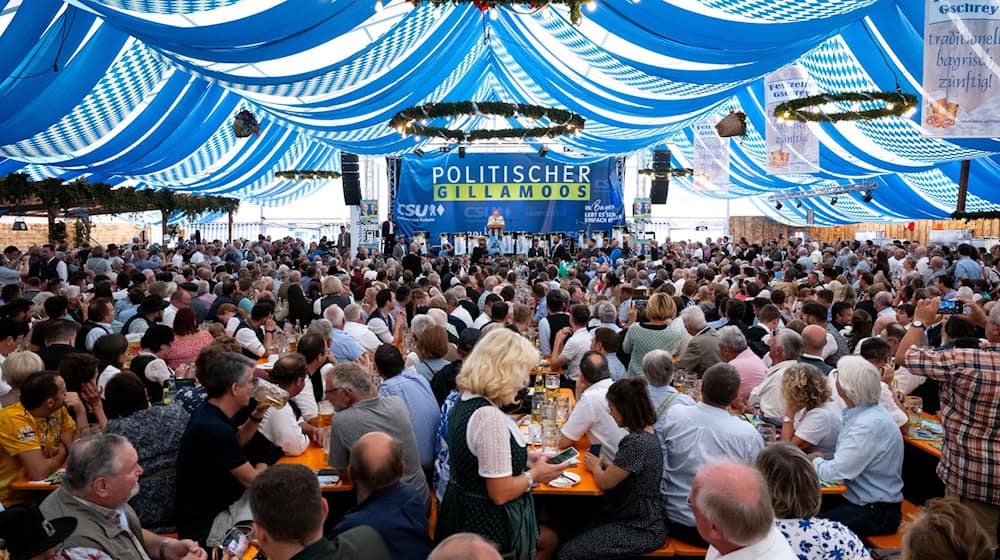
[769, 150, 790, 168]
[925, 97, 958, 129]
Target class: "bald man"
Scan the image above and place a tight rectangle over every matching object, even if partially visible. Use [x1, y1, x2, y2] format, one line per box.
[798, 325, 834, 374]
[430, 533, 503, 560]
[332, 432, 432, 559]
[691, 462, 796, 559]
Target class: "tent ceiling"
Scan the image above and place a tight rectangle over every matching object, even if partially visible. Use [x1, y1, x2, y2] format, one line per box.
[0, 0, 998, 225]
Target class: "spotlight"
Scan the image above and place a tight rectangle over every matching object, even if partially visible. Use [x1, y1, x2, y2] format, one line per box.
[774, 201, 783, 211]
[862, 190, 873, 203]
[413, 148, 425, 157]
[538, 146, 548, 158]
[11, 218, 27, 231]
[830, 196, 838, 206]
[795, 200, 803, 209]
[458, 146, 466, 158]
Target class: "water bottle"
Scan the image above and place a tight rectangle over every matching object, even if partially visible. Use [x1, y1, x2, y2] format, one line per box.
[751, 404, 763, 428]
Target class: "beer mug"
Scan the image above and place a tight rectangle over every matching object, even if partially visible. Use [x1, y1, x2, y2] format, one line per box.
[317, 400, 335, 428]
[252, 378, 289, 409]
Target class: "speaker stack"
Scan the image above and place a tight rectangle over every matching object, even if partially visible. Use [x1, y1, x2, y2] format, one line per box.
[650, 149, 669, 204]
[341, 152, 361, 205]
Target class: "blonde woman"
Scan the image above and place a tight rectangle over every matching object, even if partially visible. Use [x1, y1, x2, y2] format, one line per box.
[780, 364, 842, 457]
[436, 329, 569, 560]
[313, 275, 351, 317]
[621, 292, 682, 378]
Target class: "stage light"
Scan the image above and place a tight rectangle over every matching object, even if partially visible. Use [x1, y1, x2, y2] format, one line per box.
[413, 148, 424, 157]
[830, 196, 838, 205]
[11, 218, 27, 231]
[795, 200, 803, 209]
[774, 201, 783, 210]
[862, 190, 873, 203]
[458, 146, 466, 158]
[538, 146, 549, 158]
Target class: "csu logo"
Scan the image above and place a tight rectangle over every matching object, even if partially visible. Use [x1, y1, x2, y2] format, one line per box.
[397, 204, 446, 218]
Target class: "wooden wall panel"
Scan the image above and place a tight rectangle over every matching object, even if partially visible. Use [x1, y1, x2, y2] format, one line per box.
[728, 216, 1000, 246]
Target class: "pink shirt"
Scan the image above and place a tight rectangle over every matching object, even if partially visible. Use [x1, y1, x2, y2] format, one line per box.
[729, 348, 768, 402]
[160, 330, 214, 370]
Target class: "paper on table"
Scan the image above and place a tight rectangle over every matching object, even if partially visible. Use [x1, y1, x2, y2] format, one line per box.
[32, 469, 65, 484]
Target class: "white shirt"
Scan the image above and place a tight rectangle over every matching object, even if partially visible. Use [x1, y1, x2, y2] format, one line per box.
[560, 378, 627, 459]
[344, 321, 381, 353]
[792, 400, 843, 456]
[472, 313, 491, 329]
[559, 328, 592, 381]
[259, 400, 310, 456]
[85, 322, 113, 352]
[828, 371, 907, 427]
[171, 254, 184, 268]
[224, 316, 240, 336]
[291, 386, 318, 421]
[235, 324, 266, 357]
[706, 526, 796, 560]
[161, 304, 179, 328]
[450, 307, 474, 330]
[877, 307, 895, 320]
[464, 393, 526, 478]
[190, 251, 205, 264]
[747, 360, 797, 419]
[97, 365, 122, 394]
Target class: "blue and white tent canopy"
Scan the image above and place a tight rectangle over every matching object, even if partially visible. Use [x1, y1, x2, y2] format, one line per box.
[1, 0, 999, 224]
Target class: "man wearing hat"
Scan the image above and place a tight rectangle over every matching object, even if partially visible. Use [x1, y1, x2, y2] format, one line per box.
[121, 296, 168, 336]
[0, 503, 76, 560]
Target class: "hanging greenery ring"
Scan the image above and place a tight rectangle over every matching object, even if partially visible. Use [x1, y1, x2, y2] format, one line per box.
[774, 91, 918, 123]
[389, 101, 585, 142]
[951, 210, 1000, 221]
[409, 0, 586, 25]
[638, 168, 693, 177]
[274, 170, 342, 180]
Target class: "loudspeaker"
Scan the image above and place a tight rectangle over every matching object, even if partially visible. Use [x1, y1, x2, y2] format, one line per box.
[341, 152, 361, 205]
[651, 178, 669, 204]
[652, 149, 670, 166]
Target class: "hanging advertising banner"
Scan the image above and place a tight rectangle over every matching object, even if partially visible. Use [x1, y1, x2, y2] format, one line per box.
[765, 66, 820, 174]
[394, 152, 624, 238]
[693, 119, 729, 192]
[359, 199, 379, 222]
[922, 0, 1000, 137]
[632, 197, 652, 221]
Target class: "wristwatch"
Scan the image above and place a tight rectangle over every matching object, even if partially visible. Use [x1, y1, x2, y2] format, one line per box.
[911, 320, 925, 329]
[782, 416, 792, 424]
[265, 329, 277, 334]
[524, 470, 535, 491]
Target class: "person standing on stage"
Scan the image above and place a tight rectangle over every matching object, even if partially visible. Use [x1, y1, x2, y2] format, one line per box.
[487, 208, 505, 235]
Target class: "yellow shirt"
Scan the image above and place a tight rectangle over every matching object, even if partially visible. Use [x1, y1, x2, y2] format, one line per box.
[0, 402, 75, 505]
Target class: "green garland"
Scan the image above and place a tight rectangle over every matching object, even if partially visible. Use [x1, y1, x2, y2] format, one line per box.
[0, 174, 240, 218]
[274, 170, 342, 179]
[409, 0, 585, 25]
[774, 91, 918, 123]
[389, 101, 585, 142]
[951, 210, 1000, 221]
[638, 167, 693, 177]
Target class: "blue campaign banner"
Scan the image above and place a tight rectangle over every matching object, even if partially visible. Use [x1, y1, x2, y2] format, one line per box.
[394, 152, 624, 238]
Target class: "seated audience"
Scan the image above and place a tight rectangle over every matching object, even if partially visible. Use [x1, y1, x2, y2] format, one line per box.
[622, 293, 683, 378]
[0, 502, 77, 559]
[175, 353, 271, 546]
[643, 349, 695, 436]
[902, 497, 993, 560]
[105, 372, 190, 532]
[257, 353, 318, 457]
[691, 461, 796, 559]
[0, 371, 80, 506]
[590, 326, 627, 380]
[412, 324, 451, 382]
[36, 318, 78, 371]
[39, 433, 206, 560]
[248, 464, 390, 560]
[374, 344, 439, 473]
[756, 443, 867, 560]
[325, 361, 430, 507]
[747, 329, 802, 419]
[718, 325, 767, 403]
[558, 378, 666, 559]
[814, 356, 903, 536]
[660, 363, 764, 547]
[93, 333, 128, 395]
[0, 350, 44, 407]
[332, 432, 433, 559]
[125, 325, 175, 403]
[57, 352, 107, 430]
[431, 328, 479, 406]
[430, 533, 503, 560]
[779, 364, 841, 457]
[558, 352, 627, 460]
[160, 308, 213, 371]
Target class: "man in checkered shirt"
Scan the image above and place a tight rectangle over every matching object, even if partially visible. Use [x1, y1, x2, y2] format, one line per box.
[897, 296, 1000, 549]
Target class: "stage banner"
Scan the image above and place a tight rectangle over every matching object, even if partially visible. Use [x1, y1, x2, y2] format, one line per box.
[394, 152, 624, 238]
[765, 66, 819, 174]
[693, 118, 729, 192]
[922, 0, 1000, 137]
[360, 199, 379, 221]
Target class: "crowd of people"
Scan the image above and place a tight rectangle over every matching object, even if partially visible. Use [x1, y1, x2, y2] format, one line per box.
[0, 231, 998, 560]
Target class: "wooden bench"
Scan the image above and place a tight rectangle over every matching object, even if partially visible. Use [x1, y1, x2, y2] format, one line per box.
[864, 500, 921, 550]
[641, 537, 709, 558]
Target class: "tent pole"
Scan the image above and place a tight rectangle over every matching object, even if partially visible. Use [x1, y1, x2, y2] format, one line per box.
[957, 159, 970, 213]
[228, 210, 234, 243]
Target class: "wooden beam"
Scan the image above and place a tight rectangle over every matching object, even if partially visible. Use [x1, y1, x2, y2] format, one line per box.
[957, 159, 970, 213]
